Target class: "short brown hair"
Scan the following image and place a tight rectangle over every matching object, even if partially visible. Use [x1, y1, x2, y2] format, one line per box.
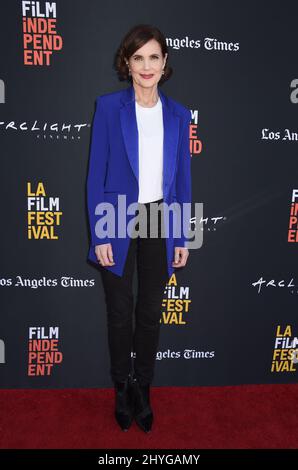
[114, 24, 173, 85]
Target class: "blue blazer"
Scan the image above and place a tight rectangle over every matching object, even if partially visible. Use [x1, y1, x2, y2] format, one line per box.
[86, 83, 192, 278]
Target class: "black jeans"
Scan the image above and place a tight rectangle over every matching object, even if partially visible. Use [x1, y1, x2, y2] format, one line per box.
[99, 197, 169, 386]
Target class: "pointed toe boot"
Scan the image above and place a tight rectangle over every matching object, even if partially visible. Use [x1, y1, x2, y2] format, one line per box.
[114, 375, 134, 431]
[133, 377, 153, 433]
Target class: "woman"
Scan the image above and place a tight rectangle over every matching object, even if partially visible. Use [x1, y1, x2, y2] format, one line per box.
[87, 24, 192, 433]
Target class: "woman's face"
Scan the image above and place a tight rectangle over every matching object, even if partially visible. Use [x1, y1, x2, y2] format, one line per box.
[126, 39, 167, 88]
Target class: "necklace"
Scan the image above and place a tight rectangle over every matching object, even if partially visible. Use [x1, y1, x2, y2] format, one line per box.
[136, 96, 159, 108]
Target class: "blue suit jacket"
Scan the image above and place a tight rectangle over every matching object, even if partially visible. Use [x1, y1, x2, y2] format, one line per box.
[86, 84, 192, 278]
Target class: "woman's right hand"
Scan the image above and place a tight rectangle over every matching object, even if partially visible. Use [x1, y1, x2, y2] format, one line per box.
[95, 243, 115, 266]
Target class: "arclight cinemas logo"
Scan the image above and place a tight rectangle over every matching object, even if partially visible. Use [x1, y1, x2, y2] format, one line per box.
[0, 118, 89, 140]
[28, 326, 63, 376]
[22, 1, 63, 66]
[252, 276, 296, 294]
[288, 189, 298, 242]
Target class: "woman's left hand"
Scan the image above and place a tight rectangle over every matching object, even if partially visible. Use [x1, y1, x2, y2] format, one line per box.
[172, 247, 189, 268]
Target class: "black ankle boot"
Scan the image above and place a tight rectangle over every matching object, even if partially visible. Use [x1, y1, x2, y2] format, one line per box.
[114, 375, 134, 431]
[132, 377, 153, 433]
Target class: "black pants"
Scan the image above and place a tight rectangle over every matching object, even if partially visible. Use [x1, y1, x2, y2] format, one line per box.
[99, 197, 169, 386]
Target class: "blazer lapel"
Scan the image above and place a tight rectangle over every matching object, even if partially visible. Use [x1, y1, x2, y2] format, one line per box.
[120, 83, 180, 199]
[160, 89, 180, 197]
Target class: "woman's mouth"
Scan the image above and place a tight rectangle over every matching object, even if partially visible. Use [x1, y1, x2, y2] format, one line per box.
[140, 74, 154, 79]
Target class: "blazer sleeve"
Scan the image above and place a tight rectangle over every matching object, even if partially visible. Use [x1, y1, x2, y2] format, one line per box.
[86, 96, 111, 247]
[174, 109, 192, 248]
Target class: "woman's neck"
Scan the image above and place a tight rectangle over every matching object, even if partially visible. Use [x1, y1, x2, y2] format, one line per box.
[133, 84, 159, 108]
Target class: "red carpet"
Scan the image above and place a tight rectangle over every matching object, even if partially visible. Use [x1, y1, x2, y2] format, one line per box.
[0, 384, 297, 449]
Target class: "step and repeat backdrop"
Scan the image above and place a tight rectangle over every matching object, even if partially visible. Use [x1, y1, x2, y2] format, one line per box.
[0, 0, 297, 388]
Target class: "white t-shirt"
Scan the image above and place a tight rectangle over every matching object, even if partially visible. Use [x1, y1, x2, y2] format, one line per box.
[135, 96, 164, 203]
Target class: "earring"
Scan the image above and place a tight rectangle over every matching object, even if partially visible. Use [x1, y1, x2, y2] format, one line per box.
[126, 62, 131, 75]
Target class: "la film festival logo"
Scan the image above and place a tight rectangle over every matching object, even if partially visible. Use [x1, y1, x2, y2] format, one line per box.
[271, 325, 298, 373]
[288, 189, 298, 242]
[22, 1, 63, 66]
[27, 182, 63, 239]
[28, 326, 63, 376]
[161, 274, 191, 325]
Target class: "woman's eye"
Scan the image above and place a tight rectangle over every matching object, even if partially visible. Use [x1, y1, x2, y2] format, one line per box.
[133, 56, 159, 61]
